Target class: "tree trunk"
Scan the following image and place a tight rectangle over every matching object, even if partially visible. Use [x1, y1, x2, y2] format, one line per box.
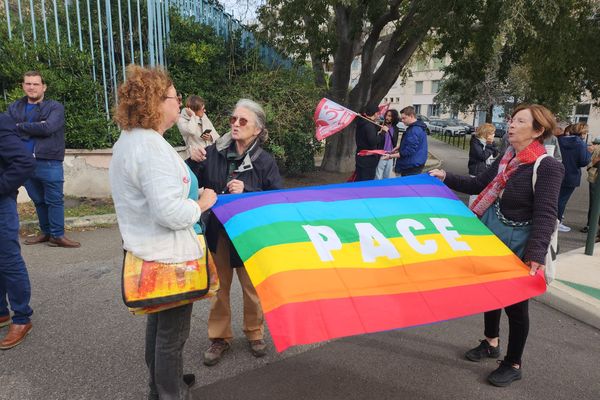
[486, 103, 494, 122]
[320, 4, 361, 173]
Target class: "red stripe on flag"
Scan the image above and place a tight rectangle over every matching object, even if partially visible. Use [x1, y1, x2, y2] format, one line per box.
[265, 273, 546, 352]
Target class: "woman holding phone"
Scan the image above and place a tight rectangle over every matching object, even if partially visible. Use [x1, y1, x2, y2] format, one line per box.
[177, 95, 220, 173]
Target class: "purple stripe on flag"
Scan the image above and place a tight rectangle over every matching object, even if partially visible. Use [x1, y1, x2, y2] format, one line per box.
[213, 184, 458, 224]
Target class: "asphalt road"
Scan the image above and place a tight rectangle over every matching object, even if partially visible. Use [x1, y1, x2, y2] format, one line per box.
[1, 143, 599, 399]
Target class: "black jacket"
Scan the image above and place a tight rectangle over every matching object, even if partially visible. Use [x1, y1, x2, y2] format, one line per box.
[468, 136, 499, 175]
[0, 113, 35, 200]
[197, 133, 283, 266]
[354, 117, 384, 180]
[8, 96, 66, 161]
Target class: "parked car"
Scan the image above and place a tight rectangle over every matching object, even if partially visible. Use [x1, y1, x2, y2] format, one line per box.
[446, 118, 475, 134]
[429, 119, 467, 136]
[493, 122, 508, 138]
[416, 114, 432, 135]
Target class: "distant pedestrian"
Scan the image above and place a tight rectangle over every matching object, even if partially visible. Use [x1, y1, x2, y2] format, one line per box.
[177, 95, 220, 176]
[430, 104, 564, 387]
[0, 112, 35, 350]
[355, 105, 386, 181]
[556, 123, 592, 232]
[110, 65, 217, 400]
[468, 123, 499, 205]
[8, 71, 80, 248]
[468, 123, 499, 176]
[386, 106, 428, 176]
[375, 109, 399, 179]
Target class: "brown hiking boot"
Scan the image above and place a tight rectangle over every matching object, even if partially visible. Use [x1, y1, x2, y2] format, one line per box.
[48, 236, 81, 248]
[203, 339, 230, 366]
[249, 339, 267, 357]
[24, 234, 50, 245]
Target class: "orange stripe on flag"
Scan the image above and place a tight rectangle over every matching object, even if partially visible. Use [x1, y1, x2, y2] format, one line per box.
[255, 254, 526, 313]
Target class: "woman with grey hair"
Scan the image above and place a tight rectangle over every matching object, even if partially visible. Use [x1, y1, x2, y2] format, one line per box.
[194, 98, 283, 366]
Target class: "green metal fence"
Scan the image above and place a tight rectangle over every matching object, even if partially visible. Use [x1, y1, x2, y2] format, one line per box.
[1, 0, 289, 119]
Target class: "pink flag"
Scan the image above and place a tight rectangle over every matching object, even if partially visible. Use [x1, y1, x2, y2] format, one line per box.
[378, 103, 390, 119]
[357, 149, 387, 156]
[314, 98, 357, 141]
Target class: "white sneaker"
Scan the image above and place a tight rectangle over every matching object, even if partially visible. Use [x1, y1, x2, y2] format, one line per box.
[558, 223, 571, 232]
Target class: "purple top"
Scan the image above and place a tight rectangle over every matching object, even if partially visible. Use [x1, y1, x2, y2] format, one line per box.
[383, 126, 394, 152]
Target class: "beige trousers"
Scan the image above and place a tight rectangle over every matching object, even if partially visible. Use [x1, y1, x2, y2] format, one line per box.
[207, 231, 264, 342]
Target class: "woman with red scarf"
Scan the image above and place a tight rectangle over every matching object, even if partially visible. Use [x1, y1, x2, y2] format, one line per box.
[429, 104, 564, 388]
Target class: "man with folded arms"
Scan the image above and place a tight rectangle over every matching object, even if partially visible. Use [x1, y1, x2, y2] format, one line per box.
[8, 71, 80, 248]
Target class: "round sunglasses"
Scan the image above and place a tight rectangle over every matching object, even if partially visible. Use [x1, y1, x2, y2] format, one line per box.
[229, 116, 249, 126]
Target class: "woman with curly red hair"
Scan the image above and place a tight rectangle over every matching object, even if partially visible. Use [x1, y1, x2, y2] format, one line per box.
[110, 65, 217, 400]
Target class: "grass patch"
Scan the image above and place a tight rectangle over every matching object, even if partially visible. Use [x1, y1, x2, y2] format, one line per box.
[18, 196, 115, 221]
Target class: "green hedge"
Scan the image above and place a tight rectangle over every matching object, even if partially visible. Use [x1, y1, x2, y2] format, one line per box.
[0, 11, 321, 174]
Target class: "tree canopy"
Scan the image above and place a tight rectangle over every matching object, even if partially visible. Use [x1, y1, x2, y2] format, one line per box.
[435, 0, 600, 119]
[256, 0, 600, 171]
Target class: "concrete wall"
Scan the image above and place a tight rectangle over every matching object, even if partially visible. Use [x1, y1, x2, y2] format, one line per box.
[17, 147, 187, 203]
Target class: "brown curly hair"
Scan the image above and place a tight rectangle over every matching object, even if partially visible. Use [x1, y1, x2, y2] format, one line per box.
[114, 65, 173, 131]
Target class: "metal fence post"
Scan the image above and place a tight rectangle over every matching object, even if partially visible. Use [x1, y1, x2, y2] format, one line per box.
[585, 180, 600, 255]
[29, 0, 37, 44]
[4, 0, 12, 40]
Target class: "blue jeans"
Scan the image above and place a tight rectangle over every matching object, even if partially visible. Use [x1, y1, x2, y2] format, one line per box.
[0, 196, 33, 324]
[24, 159, 65, 237]
[557, 185, 576, 221]
[375, 158, 394, 179]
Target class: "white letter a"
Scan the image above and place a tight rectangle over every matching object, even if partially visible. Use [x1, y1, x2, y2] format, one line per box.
[355, 223, 400, 263]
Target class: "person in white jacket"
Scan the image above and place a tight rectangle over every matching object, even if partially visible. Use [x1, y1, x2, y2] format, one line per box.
[110, 66, 217, 400]
[177, 95, 219, 162]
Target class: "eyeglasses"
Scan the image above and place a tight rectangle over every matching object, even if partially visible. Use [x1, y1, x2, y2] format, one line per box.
[164, 96, 181, 105]
[229, 116, 249, 126]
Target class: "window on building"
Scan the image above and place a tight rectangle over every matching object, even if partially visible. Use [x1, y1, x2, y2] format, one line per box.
[575, 103, 591, 115]
[415, 81, 423, 94]
[427, 104, 441, 117]
[413, 104, 421, 114]
[396, 97, 400, 102]
[431, 80, 440, 94]
[573, 103, 591, 123]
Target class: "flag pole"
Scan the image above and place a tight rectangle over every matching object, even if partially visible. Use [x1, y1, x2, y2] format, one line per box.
[355, 113, 385, 129]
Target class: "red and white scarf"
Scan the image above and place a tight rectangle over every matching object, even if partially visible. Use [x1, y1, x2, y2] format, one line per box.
[469, 140, 547, 217]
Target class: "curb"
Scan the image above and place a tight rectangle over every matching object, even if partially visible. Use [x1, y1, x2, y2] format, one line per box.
[536, 281, 600, 329]
[20, 213, 118, 230]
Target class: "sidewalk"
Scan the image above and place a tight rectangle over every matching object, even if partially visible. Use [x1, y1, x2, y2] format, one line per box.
[537, 243, 600, 329]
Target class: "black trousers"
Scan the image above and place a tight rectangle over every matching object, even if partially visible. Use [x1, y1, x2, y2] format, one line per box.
[483, 299, 529, 365]
[398, 165, 424, 176]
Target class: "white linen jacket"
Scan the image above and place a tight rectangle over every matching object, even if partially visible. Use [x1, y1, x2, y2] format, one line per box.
[109, 128, 202, 263]
[176, 109, 219, 158]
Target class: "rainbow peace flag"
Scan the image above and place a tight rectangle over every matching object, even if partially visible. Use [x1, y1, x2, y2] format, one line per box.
[212, 174, 546, 351]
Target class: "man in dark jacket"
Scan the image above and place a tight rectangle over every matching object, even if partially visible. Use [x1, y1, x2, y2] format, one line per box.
[0, 113, 36, 349]
[355, 105, 385, 181]
[392, 106, 428, 176]
[7, 71, 80, 248]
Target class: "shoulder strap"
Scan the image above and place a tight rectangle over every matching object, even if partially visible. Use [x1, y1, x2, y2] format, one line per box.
[532, 154, 549, 194]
